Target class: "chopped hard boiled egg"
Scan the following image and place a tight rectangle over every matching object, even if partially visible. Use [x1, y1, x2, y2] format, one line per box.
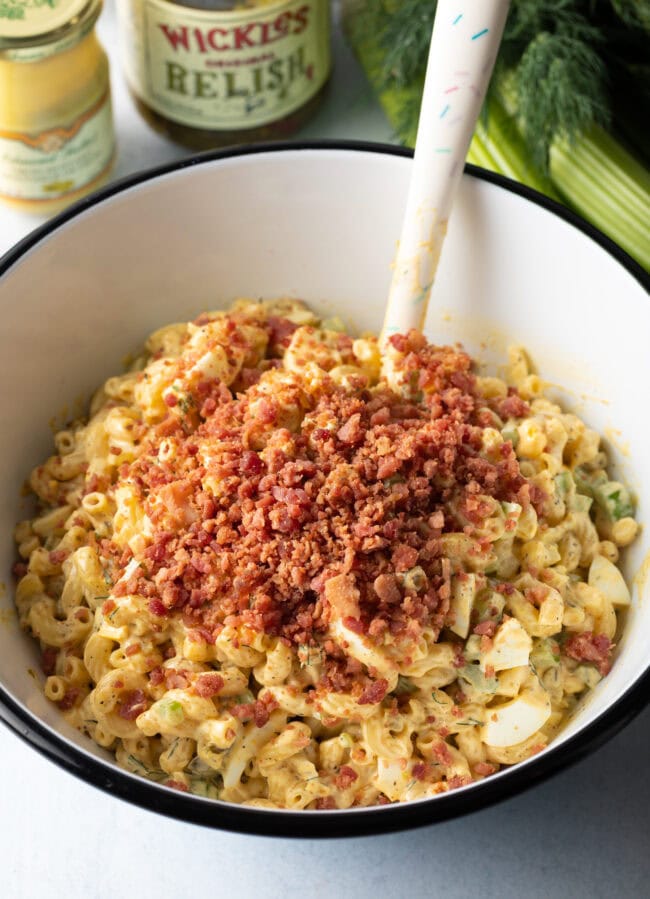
[588, 554, 631, 607]
[449, 574, 476, 639]
[482, 618, 533, 672]
[481, 689, 551, 748]
[329, 618, 396, 676]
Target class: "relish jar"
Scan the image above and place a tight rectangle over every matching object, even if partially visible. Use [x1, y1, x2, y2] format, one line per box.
[116, 0, 331, 149]
[0, 0, 115, 214]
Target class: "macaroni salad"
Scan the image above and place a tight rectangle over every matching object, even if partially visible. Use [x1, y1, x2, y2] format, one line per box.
[13, 299, 638, 809]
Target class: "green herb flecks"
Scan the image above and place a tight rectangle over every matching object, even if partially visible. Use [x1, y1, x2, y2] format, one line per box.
[126, 755, 166, 782]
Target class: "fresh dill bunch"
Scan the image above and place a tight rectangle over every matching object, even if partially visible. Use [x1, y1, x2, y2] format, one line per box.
[351, 0, 645, 169]
[372, 0, 436, 88]
[501, 1, 610, 170]
[515, 31, 610, 169]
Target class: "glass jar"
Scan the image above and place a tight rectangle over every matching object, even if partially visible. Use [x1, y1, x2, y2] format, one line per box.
[116, 0, 331, 150]
[0, 0, 115, 214]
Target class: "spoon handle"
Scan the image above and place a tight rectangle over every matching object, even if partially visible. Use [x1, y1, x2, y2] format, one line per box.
[381, 0, 510, 343]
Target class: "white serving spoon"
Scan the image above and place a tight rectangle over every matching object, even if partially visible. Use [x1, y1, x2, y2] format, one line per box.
[381, 0, 511, 342]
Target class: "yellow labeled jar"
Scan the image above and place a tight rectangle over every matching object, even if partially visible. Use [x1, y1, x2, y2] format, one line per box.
[116, 0, 331, 149]
[0, 0, 115, 214]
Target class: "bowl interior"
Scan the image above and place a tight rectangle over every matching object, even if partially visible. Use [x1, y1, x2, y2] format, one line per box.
[0, 147, 648, 805]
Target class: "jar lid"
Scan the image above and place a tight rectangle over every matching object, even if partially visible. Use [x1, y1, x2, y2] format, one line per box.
[0, 0, 98, 43]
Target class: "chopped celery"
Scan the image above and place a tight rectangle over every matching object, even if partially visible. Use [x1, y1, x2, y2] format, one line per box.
[530, 638, 561, 673]
[554, 471, 573, 497]
[569, 494, 593, 514]
[501, 428, 519, 447]
[157, 699, 184, 726]
[232, 689, 255, 706]
[592, 481, 634, 521]
[574, 467, 634, 520]
[573, 466, 607, 495]
[574, 665, 602, 690]
[473, 590, 506, 625]
[458, 663, 498, 695]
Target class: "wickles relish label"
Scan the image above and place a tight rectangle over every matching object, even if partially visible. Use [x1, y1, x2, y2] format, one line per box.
[117, 0, 331, 130]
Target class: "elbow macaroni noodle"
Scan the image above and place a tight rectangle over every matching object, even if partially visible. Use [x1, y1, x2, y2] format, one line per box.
[13, 299, 639, 809]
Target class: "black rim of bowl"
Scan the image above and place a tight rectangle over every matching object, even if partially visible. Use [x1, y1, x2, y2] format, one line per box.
[0, 140, 648, 839]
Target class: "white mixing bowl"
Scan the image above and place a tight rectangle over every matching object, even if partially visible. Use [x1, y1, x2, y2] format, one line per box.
[0, 144, 647, 836]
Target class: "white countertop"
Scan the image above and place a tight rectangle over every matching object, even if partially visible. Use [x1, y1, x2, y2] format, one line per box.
[2, 4, 649, 897]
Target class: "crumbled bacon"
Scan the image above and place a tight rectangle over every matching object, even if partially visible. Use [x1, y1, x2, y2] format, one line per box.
[230, 697, 278, 727]
[337, 413, 363, 445]
[192, 673, 225, 698]
[149, 667, 165, 686]
[98, 330, 539, 693]
[473, 620, 497, 637]
[58, 688, 80, 711]
[325, 574, 361, 621]
[117, 689, 148, 720]
[41, 647, 57, 676]
[164, 669, 190, 690]
[357, 678, 388, 705]
[447, 774, 473, 790]
[495, 390, 530, 420]
[373, 573, 401, 604]
[148, 598, 168, 617]
[392, 544, 418, 572]
[411, 762, 431, 781]
[564, 632, 613, 675]
[267, 316, 298, 351]
[165, 779, 189, 792]
[474, 761, 498, 776]
[434, 742, 454, 766]
[48, 549, 68, 565]
[335, 765, 358, 789]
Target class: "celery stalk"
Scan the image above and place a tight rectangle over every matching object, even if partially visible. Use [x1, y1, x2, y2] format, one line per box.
[467, 132, 499, 170]
[470, 96, 561, 200]
[549, 127, 650, 270]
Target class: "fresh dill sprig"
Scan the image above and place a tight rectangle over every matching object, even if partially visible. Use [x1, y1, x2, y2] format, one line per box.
[515, 31, 610, 169]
